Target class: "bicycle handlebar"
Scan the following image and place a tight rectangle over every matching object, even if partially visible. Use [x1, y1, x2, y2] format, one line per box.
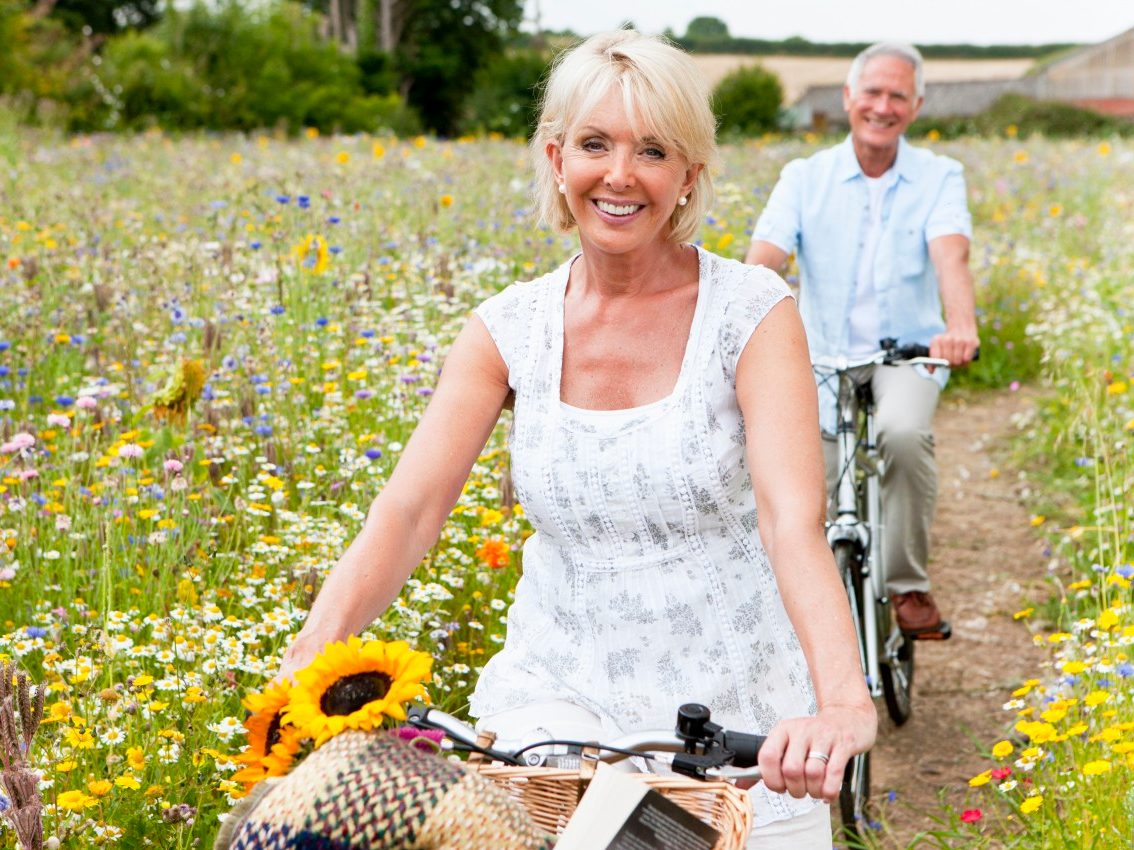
[405, 702, 765, 781]
[812, 339, 980, 372]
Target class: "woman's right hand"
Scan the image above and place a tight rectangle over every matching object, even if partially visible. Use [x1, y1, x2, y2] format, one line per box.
[275, 628, 341, 684]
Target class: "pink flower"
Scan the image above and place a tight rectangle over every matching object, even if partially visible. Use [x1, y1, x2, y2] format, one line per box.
[0, 568, 15, 581]
[164, 459, 184, 473]
[1, 432, 35, 453]
[961, 809, 983, 824]
[47, 413, 71, 428]
[1009, 381, 1020, 392]
[118, 443, 144, 459]
[76, 396, 98, 409]
[18, 469, 37, 481]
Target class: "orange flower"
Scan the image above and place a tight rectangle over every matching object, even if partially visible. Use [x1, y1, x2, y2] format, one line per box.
[476, 539, 510, 569]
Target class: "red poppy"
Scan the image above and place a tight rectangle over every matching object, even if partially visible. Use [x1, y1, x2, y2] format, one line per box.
[991, 767, 1012, 780]
[961, 809, 983, 824]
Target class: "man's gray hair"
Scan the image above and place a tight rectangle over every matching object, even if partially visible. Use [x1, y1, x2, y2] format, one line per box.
[846, 42, 925, 98]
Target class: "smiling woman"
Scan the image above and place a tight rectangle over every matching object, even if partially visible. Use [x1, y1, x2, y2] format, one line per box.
[277, 30, 875, 850]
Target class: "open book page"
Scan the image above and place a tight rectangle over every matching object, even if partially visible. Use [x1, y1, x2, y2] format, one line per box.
[555, 763, 721, 850]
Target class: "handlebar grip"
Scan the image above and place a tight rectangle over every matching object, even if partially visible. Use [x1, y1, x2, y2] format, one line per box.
[894, 343, 930, 359]
[722, 731, 766, 768]
[892, 343, 981, 362]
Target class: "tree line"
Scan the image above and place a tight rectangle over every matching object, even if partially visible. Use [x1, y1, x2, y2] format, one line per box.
[0, 5, 1088, 138]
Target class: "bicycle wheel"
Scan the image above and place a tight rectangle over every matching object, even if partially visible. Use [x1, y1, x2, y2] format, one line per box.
[839, 750, 871, 842]
[879, 624, 914, 726]
[832, 542, 870, 837]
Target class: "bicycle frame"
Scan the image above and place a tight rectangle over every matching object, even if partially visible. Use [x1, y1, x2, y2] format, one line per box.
[824, 366, 886, 699]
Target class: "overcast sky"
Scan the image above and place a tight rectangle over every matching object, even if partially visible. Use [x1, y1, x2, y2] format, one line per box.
[524, 1, 1132, 46]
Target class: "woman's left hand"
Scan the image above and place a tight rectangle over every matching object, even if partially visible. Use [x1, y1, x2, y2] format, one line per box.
[751, 703, 878, 802]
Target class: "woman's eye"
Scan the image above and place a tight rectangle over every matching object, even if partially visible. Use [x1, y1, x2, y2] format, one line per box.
[581, 139, 604, 151]
[643, 147, 665, 158]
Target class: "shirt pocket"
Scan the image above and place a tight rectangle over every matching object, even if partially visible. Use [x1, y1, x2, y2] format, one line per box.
[897, 227, 926, 277]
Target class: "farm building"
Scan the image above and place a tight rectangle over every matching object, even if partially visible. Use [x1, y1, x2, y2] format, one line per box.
[789, 25, 1134, 129]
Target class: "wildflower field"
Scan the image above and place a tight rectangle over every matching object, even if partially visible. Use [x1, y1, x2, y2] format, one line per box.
[0, 122, 1130, 848]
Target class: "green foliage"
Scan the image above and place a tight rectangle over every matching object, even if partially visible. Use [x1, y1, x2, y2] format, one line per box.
[712, 64, 783, 136]
[51, 0, 162, 35]
[395, 0, 525, 135]
[675, 33, 1075, 59]
[684, 15, 729, 40]
[459, 49, 547, 138]
[64, 1, 420, 134]
[911, 94, 1134, 140]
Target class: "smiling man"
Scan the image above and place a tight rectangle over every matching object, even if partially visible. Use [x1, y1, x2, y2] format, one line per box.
[745, 42, 979, 639]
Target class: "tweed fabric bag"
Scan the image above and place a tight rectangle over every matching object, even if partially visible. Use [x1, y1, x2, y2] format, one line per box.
[215, 731, 554, 850]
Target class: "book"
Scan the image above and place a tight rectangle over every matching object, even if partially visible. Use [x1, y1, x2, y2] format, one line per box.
[554, 763, 721, 850]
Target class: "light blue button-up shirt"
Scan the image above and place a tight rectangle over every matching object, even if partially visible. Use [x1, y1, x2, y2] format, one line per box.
[752, 135, 972, 430]
[753, 135, 972, 359]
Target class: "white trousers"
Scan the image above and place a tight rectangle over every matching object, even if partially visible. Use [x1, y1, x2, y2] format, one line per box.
[476, 700, 833, 849]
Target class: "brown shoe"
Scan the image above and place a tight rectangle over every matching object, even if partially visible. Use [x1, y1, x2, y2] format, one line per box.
[892, 591, 952, 640]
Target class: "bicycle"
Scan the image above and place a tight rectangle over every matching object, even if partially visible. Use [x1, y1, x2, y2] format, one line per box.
[811, 339, 952, 838]
[405, 702, 762, 849]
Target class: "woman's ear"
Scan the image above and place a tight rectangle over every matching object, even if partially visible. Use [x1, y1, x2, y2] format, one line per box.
[546, 140, 564, 184]
[682, 162, 704, 198]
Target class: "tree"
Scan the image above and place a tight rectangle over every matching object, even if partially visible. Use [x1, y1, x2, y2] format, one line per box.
[685, 15, 728, 41]
[51, 0, 161, 34]
[394, 0, 524, 135]
[712, 63, 782, 136]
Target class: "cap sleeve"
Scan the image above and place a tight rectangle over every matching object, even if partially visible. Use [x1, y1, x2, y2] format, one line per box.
[473, 281, 539, 392]
[718, 264, 795, 378]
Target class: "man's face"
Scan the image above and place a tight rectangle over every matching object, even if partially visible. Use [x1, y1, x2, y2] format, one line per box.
[843, 55, 923, 156]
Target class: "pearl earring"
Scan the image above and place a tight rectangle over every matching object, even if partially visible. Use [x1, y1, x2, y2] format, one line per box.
[677, 195, 688, 207]
[558, 183, 566, 194]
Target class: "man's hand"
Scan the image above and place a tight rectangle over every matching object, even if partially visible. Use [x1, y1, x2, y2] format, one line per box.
[929, 326, 980, 367]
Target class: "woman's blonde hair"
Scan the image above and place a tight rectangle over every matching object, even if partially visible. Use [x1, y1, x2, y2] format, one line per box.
[532, 30, 717, 244]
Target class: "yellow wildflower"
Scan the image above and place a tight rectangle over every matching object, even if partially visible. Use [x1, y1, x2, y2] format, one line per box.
[1019, 795, 1043, 814]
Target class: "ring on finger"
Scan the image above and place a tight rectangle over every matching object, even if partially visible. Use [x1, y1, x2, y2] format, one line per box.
[806, 751, 830, 764]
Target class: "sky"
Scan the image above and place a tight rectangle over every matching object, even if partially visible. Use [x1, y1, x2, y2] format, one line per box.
[524, 1, 1133, 46]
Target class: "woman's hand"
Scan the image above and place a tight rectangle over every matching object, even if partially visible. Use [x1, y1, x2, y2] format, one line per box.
[275, 628, 342, 684]
[754, 702, 878, 802]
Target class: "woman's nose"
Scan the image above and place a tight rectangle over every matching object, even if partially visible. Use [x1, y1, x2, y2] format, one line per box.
[604, 151, 635, 191]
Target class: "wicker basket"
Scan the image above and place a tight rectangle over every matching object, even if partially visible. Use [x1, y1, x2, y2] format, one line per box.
[476, 764, 752, 850]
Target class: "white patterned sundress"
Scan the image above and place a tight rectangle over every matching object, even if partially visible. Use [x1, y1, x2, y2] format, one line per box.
[469, 246, 819, 826]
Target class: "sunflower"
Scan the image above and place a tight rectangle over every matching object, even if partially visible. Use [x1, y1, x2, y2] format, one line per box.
[284, 637, 432, 747]
[231, 680, 305, 790]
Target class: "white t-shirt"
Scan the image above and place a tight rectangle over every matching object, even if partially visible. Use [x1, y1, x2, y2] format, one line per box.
[847, 170, 897, 356]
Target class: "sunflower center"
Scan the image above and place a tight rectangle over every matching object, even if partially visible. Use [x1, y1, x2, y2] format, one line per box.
[320, 672, 393, 716]
[265, 712, 283, 751]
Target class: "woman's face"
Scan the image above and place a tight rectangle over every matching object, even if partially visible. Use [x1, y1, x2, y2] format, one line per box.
[548, 87, 700, 258]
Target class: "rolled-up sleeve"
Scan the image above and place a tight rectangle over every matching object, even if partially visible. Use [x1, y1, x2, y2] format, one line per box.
[751, 159, 804, 254]
[925, 166, 972, 241]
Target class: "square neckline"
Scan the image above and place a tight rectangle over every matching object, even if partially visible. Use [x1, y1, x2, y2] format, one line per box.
[555, 245, 709, 419]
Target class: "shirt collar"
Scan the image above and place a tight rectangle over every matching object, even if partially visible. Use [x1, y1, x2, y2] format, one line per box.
[837, 135, 915, 183]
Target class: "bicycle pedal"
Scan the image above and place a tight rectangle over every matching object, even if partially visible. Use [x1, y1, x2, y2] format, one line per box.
[906, 621, 952, 641]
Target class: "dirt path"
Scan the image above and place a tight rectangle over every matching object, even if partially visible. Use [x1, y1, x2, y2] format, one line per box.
[843, 387, 1050, 848]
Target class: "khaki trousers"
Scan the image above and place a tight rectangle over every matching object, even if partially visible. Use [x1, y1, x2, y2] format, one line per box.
[822, 364, 939, 595]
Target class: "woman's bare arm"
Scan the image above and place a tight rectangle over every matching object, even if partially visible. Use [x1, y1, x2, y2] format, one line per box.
[736, 296, 877, 803]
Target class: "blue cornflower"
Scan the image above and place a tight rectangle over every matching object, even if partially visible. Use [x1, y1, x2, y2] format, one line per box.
[1116, 663, 1134, 678]
[1116, 564, 1134, 579]
[298, 195, 311, 209]
[329, 245, 343, 255]
[250, 240, 262, 250]
[360, 329, 375, 338]
[276, 195, 290, 204]
[270, 305, 286, 315]
[365, 448, 383, 460]
[315, 317, 329, 327]
[0, 341, 9, 351]
[327, 216, 341, 224]
[26, 627, 48, 639]
[254, 425, 272, 437]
